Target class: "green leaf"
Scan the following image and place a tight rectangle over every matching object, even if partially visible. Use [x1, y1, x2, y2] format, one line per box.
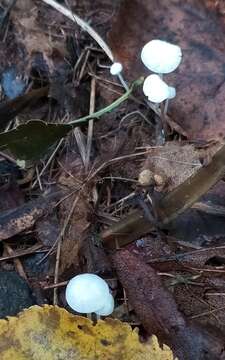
[0, 78, 144, 160]
[0, 120, 71, 160]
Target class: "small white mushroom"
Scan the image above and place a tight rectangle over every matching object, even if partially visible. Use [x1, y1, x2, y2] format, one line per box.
[141, 39, 182, 74]
[110, 62, 123, 76]
[65, 273, 110, 314]
[95, 293, 114, 316]
[143, 74, 176, 103]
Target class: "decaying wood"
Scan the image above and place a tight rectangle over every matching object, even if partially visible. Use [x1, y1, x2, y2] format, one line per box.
[0, 191, 62, 241]
[113, 250, 225, 360]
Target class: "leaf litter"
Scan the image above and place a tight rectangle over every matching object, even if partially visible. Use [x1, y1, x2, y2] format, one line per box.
[1, 0, 225, 359]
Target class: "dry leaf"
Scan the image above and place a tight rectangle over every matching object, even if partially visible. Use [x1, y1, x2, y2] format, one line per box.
[11, 0, 67, 72]
[58, 153, 90, 276]
[109, 0, 225, 141]
[142, 142, 201, 192]
[0, 305, 175, 359]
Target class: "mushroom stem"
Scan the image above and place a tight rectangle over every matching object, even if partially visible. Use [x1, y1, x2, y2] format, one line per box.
[159, 103, 168, 141]
[87, 313, 92, 320]
[164, 98, 169, 115]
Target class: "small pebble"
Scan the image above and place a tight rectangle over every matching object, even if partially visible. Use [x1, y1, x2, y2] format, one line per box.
[2, 67, 26, 99]
[136, 239, 145, 248]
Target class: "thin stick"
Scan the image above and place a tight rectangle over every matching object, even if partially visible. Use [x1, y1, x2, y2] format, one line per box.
[4, 243, 28, 281]
[41, 0, 113, 60]
[35, 165, 43, 191]
[189, 305, 225, 320]
[32, 138, 64, 188]
[43, 280, 68, 290]
[53, 239, 62, 305]
[87, 149, 150, 182]
[0, 244, 46, 262]
[85, 77, 96, 172]
[78, 49, 90, 82]
[53, 193, 81, 304]
[73, 128, 86, 166]
[69, 78, 144, 126]
[38, 192, 81, 264]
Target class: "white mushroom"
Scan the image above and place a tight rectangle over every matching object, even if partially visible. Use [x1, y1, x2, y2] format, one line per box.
[65, 273, 110, 314]
[141, 39, 182, 74]
[143, 74, 176, 103]
[110, 62, 123, 76]
[95, 293, 114, 316]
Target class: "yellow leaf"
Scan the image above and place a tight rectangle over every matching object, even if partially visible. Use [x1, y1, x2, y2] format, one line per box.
[0, 305, 176, 359]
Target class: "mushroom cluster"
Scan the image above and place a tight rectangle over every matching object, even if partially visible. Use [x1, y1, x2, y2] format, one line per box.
[65, 273, 114, 317]
[141, 39, 182, 104]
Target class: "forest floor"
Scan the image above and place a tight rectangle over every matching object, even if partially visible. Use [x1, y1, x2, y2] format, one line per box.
[1, 0, 225, 358]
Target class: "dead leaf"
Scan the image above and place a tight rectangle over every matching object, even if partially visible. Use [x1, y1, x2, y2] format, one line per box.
[0, 86, 49, 130]
[11, 1, 67, 73]
[109, 0, 225, 141]
[36, 214, 60, 247]
[142, 142, 201, 192]
[58, 153, 90, 276]
[80, 237, 113, 275]
[0, 305, 175, 359]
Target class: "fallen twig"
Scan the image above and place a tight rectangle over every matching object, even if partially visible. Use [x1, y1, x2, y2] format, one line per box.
[0, 191, 62, 241]
[41, 0, 113, 60]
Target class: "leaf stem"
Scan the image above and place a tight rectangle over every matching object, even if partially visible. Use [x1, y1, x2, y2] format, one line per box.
[68, 78, 144, 127]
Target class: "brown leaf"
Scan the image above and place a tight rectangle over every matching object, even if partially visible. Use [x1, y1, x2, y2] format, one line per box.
[58, 153, 90, 276]
[80, 237, 113, 275]
[109, 0, 225, 141]
[11, 0, 67, 73]
[0, 86, 49, 129]
[112, 250, 225, 359]
[36, 214, 60, 247]
[142, 142, 201, 192]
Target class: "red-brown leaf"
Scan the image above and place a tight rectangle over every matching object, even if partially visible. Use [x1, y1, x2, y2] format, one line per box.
[109, 0, 225, 141]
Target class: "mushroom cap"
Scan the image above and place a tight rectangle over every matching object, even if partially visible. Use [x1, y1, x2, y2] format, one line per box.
[141, 40, 182, 74]
[168, 86, 176, 99]
[95, 293, 114, 316]
[143, 74, 174, 103]
[65, 274, 110, 313]
[110, 62, 123, 75]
